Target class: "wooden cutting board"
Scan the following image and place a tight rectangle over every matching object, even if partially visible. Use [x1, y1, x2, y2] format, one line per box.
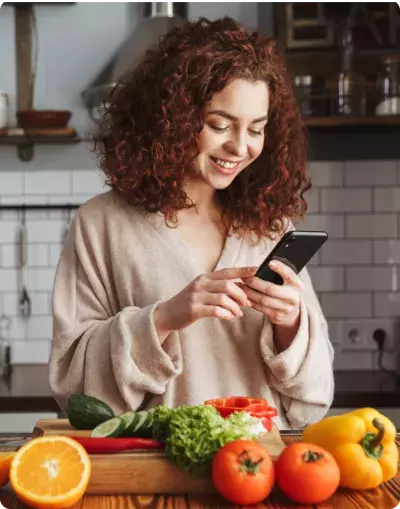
[33, 418, 285, 495]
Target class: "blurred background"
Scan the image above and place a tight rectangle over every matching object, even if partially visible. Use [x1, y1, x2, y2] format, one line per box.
[0, 2, 400, 431]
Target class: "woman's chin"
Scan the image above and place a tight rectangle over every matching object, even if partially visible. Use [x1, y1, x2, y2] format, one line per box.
[208, 172, 237, 190]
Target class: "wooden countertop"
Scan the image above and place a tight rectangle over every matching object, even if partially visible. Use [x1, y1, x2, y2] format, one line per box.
[1, 433, 399, 508]
[1, 365, 400, 413]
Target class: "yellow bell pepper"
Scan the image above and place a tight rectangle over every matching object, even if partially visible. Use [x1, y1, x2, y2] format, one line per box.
[302, 407, 398, 490]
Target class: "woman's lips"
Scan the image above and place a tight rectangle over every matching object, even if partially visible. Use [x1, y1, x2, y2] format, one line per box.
[209, 157, 240, 175]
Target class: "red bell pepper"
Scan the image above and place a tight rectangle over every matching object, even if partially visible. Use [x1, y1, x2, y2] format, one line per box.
[204, 396, 278, 431]
[69, 436, 165, 454]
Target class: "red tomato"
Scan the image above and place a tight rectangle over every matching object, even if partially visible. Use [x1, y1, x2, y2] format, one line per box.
[275, 442, 340, 504]
[212, 439, 275, 505]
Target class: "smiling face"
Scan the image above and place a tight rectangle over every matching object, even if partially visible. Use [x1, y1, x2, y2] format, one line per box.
[191, 78, 269, 191]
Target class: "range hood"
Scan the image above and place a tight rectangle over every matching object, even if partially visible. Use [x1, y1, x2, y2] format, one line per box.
[81, 2, 187, 117]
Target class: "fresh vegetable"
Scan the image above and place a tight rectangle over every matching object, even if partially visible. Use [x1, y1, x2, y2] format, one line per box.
[212, 439, 275, 505]
[152, 405, 176, 442]
[302, 407, 398, 490]
[91, 417, 125, 438]
[119, 411, 137, 435]
[153, 404, 266, 478]
[204, 396, 277, 431]
[67, 393, 115, 430]
[131, 410, 152, 437]
[70, 436, 164, 454]
[275, 442, 340, 504]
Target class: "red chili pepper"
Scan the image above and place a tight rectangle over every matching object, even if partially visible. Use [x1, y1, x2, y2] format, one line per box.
[69, 436, 165, 454]
[204, 396, 278, 430]
[260, 417, 272, 432]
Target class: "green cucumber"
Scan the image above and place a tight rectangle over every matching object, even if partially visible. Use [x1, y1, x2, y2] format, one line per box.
[67, 393, 115, 430]
[119, 411, 137, 436]
[139, 409, 155, 437]
[91, 417, 125, 438]
[131, 410, 149, 435]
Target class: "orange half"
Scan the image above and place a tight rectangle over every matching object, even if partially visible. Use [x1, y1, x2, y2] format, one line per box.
[9, 435, 91, 509]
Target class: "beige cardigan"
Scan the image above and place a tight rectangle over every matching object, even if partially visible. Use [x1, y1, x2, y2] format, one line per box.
[49, 191, 334, 429]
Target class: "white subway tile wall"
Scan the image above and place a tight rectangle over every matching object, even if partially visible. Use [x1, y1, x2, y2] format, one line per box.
[0, 146, 106, 363]
[299, 159, 400, 371]
[0, 154, 399, 372]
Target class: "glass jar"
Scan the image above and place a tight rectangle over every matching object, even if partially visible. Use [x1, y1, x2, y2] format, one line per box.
[325, 25, 367, 116]
[376, 57, 400, 115]
[0, 91, 9, 129]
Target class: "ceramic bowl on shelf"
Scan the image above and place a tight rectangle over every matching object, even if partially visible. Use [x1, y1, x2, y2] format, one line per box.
[16, 110, 72, 129]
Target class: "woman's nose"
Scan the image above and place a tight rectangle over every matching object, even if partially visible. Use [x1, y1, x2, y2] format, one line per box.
[225, 132, 248, 158]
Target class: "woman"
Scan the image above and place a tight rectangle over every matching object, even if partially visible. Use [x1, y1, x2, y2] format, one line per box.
[49, 17, 334, 429]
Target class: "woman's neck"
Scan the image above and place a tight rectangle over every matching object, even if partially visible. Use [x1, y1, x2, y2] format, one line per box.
[183, 177, 220, 220]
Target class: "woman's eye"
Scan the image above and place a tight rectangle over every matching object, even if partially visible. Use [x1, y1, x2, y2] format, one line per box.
[209, 124, 229, 132]
[208, 124, 264, 136]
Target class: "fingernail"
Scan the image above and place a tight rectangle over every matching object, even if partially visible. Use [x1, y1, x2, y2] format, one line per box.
[246, 299, 252, 307]
[269, 260, 277, 268]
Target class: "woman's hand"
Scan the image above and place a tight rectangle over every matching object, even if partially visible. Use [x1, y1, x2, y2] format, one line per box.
[154, 266, 258, 340]
[239, 259, 304, 328]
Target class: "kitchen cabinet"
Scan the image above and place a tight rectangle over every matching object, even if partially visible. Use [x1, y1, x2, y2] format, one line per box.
[0, 412, 57, 433]
[269, 2, 400, 161]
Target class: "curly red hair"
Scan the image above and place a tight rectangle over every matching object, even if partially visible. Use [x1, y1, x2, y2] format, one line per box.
[93, 17, 310, 241]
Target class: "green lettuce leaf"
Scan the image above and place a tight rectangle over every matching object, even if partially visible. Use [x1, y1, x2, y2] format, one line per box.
[159, 405, 263, 479]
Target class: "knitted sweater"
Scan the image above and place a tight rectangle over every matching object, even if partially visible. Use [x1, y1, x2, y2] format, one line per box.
[49, 191, 334, 429]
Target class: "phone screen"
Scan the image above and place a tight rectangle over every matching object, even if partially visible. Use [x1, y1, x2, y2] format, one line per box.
[255, 230, 328, 285]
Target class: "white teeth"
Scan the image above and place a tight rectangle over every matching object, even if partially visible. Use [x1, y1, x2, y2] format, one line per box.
[214, 158, 237, 169]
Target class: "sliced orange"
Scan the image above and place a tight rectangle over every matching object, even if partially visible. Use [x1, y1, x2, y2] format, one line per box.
[0, 451, 16, 486]
[9, 435, 91, 509]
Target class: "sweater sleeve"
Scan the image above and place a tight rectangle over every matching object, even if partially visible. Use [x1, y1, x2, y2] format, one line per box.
[48, 211, 183, 415]
[260, 266, 334, 429]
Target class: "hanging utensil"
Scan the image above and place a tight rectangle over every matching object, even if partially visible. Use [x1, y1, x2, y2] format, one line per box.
[0, 313, 12, 378]
[19, 208, 31, 318]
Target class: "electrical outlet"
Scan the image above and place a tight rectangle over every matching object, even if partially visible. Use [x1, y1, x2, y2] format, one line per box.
[366, 319, 398, 352]
[342, 319, 399, 352]
[342, 320, 370, 351]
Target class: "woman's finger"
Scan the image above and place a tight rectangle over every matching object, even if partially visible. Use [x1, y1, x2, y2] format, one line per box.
[205, 279, 251, 307]
[199, 304, 237, 320]
[240, 278, 299, 307]
[198, 292, 244, 317]
[267, 260, 304, 291]
[249, 303, 290, 324]
[208, 266, 259, 281]
[240, 284, 294, 313]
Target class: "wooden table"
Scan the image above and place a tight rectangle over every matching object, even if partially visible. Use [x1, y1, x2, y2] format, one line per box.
[1, 434, 399, 508]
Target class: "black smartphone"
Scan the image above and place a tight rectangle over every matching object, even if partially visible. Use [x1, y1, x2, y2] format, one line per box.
[255, 230, 328, 285]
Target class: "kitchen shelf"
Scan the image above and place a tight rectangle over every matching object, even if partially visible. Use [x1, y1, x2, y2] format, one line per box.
[0, 135, 81, 145]
[0, 204, 81, 211]
[304, 116, 400, 128]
